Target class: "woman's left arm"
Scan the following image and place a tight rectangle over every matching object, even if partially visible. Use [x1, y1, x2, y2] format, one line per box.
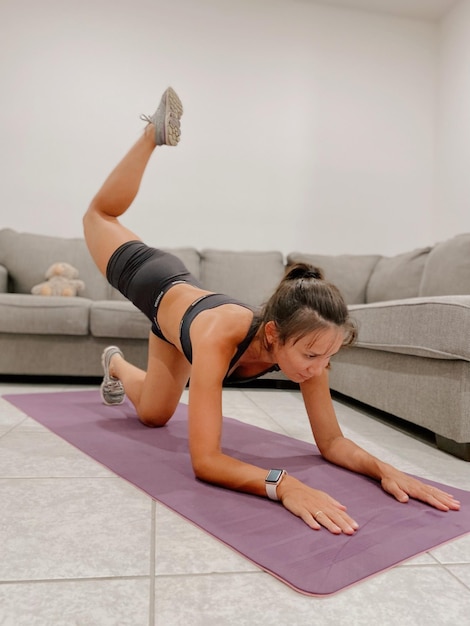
[300, 370, 460, 512]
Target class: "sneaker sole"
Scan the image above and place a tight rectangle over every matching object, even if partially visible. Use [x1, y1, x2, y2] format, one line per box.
[99, 383, 125, 406]
[163, 87, 183, 146]
[100, 346, 125, 405]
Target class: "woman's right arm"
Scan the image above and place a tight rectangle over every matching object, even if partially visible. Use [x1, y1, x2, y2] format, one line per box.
[187, 340, 358, 535]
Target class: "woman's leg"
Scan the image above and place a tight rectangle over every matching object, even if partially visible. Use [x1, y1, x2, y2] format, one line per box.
[83, 127, 157, 276]
[107, 333, 191, 427]
[83, 87, 183, 276]
[85, 88, 187, 421]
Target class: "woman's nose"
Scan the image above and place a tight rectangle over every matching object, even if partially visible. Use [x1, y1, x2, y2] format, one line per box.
[308, 359, 329, 377]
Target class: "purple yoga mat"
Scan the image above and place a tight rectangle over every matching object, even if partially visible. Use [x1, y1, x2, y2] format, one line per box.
[5, 389, 470, 596]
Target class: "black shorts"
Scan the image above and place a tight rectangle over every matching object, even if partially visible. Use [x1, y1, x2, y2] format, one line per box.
[106, 240, 255, 367]
[106, 240, 202, 337]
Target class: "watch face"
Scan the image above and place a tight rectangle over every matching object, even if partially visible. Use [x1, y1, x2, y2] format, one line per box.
[266, 469, 284, 484]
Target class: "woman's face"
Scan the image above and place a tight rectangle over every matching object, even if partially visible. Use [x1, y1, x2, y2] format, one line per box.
[267, 324, 345, 383]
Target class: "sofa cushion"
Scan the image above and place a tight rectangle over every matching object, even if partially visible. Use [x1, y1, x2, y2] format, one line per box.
[366, 247, 431, 303]
[200, 250, 285, 308]
[349, 295, 470, 361]
[419, 233, 470, 297]
[287, 252, 381, 305]
[90, 301, 150, 339]
[0, 293, 90, 335]
[0, 228, 109, 299]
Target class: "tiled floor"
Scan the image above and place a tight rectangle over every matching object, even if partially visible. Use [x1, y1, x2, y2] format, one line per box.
[1, 381, 469, 626]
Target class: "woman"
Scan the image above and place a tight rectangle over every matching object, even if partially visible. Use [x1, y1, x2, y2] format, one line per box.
[83, 87, 460, 535]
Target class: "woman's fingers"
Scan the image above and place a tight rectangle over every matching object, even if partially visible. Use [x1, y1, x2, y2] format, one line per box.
[382, 475, 461, 511]
[415, 486, 460, 511]
[281, 484, 359, 535]
[314, 509, 358, 535]
[301, 508, 358, 535]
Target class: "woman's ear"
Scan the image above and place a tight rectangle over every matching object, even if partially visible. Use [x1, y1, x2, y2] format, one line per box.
[264, 321, 279, 346]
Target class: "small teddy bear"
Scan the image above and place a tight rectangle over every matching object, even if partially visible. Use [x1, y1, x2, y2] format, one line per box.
[31, 262, 85, 297]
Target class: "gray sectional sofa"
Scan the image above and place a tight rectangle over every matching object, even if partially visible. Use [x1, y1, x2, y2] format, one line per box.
[1, 227, 469, 460]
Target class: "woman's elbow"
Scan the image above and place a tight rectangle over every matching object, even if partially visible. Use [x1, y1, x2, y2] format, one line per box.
[190, 454, 215, 482]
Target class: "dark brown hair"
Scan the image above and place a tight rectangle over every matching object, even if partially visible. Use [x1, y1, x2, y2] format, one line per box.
[258, 262, 357, 347]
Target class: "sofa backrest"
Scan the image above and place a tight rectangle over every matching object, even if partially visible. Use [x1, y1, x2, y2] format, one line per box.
[286, 252, 381, 305]
[366, 246, 431, 303]
[364, 233, 470, 303]
[3, 227, 470, 306]
[200, 249, 285, 307]
[0, 229, 284, 308]
[0, 228, 110, 299]
[419, 233, 470, 297]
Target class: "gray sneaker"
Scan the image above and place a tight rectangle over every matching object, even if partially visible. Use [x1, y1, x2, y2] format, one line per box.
[140, 87, 183, 146]
[100, 346, 125, 406]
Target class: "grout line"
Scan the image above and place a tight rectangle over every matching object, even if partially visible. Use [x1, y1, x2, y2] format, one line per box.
[397, 562, 463, 568]
[428, 551, 444, 565]
[441, 563, 470, 592]
[148, 570, 266, 583]
[0, 575, 150, 586]
[0, 417, 30, 439]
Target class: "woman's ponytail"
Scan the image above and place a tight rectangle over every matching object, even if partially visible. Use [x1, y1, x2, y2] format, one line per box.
[283, 263, 324, 282]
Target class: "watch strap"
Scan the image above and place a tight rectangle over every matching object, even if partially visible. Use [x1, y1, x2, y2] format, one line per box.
[266, 481, 280, 501]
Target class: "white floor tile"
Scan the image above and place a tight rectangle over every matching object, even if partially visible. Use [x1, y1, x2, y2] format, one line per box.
[155, 504, 259, 575]
[1, 382, 469, 626]
[1, 477, 151, 581]
[153, 565, 470, 626]
[0, 430, 113, 477]
[0, 578, 150, 626]
[431, 533, 470, 564]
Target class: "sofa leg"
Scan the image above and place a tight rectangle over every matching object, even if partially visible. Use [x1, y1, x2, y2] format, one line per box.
[435, 434, 470, 461]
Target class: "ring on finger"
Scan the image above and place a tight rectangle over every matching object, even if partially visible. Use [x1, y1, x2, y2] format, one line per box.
[314, 510, 323, 520]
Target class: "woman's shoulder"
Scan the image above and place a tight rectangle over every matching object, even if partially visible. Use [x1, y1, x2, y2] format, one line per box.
[189, 301, 254, 355]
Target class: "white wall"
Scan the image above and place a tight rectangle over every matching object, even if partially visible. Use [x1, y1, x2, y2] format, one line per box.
[0, 0, 438, 256]
[435, 0, 470, 241]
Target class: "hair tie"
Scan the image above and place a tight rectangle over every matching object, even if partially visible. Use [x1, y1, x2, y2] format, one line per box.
[303, 270, 322, 280]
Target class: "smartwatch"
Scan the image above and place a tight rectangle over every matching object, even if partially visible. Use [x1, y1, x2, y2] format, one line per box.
[265, 469, 287, 501]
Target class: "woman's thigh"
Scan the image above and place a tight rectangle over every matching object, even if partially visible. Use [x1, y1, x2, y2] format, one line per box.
[137, 332, 191, 427]
[83, 206, 141, 277]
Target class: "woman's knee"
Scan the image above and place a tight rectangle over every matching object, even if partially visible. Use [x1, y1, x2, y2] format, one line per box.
[82, 203, 101, 240]
[138, 407, 174, 428]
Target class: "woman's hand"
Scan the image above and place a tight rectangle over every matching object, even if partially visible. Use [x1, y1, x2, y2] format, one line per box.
[380, 466, 461, 511]
[277, 475, 359, 535]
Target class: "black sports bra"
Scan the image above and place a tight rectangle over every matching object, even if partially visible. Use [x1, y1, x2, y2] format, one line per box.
[180, 293, 281, 383]
[179, 293, 254, 366]
[153, 290, 280, 382]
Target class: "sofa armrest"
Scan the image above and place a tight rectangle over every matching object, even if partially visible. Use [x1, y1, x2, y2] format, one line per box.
[0, 264, 8, 293]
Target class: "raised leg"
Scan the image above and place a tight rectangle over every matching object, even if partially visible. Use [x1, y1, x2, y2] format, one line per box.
[83, 128, 157, 276]
[83, 87, 183, 276]
[88, 88, 187, 419]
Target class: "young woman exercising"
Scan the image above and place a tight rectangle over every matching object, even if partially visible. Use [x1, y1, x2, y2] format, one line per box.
[83, 88, 460, 535]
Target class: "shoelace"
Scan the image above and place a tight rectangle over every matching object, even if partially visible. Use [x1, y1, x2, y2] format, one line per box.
[139, 114, 153, 124]
[104, 378, 123, 396]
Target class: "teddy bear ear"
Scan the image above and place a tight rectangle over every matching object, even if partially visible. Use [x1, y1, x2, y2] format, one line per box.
[45, 263, 59, 279]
